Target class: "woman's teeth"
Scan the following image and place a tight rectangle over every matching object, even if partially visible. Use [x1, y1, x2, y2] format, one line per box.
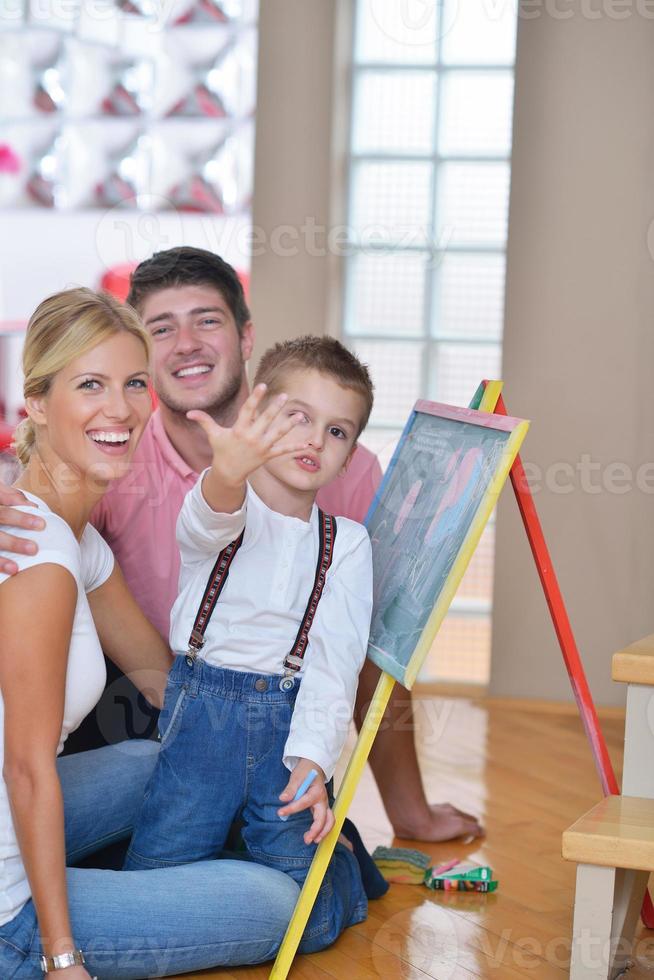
[89, 432, 129, 444]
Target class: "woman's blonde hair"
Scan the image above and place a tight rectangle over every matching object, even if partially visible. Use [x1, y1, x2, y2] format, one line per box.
[13, 287, 150, 466]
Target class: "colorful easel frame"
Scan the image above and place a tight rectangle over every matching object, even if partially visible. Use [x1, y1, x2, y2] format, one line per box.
[471, 381, 654, 927]
[269, 382, 528, 978]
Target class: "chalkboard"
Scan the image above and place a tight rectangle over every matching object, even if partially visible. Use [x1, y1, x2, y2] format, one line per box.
[364, 399, 529, 689]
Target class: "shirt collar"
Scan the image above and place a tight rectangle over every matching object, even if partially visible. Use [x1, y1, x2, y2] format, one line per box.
[150, 408, 197, 481]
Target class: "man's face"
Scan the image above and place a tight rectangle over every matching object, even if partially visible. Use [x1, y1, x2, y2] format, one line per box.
[139, 284, 254, 417]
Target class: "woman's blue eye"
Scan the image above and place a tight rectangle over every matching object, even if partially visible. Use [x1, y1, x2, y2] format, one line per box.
[127, 378, 148, 389]
[79, 379, 100, 390]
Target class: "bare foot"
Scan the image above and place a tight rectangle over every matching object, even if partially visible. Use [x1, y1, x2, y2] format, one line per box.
[392, 802, 484, 843]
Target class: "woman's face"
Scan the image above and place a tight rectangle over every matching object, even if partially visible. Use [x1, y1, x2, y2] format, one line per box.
[33, 332, 151, 485]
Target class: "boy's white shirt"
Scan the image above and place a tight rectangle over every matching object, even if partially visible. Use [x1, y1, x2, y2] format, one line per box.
[170, 471, 374, 781]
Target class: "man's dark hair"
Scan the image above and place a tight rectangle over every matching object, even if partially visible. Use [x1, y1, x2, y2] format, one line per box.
[126, 246, 251, 335]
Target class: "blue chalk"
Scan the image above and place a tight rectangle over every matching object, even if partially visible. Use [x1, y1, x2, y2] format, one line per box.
[279, 768, 318, 822]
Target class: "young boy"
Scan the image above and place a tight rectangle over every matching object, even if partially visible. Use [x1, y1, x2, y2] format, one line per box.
[124, 336, 376, 952]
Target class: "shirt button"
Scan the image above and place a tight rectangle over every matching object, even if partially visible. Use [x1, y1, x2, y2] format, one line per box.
[255, 678, 268, 692]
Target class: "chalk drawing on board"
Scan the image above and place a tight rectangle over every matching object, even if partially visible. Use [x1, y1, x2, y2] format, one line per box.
[365, 401, 528, 687]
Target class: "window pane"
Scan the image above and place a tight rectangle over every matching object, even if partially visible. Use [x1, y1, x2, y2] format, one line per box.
[346, 250, 427, 338]
[353, 339, 423, 426]
[439, 71, 514, 156]
[436, 161, 510, 246]
[430, 341, 501, 406]
[351, 160, 432, 247]
[352, 69, 436, 154]
[433, 252, 506, 341]
[441, 0, 517, 66]
[355, 0, 439, 65]
[456, 524, 495, 602]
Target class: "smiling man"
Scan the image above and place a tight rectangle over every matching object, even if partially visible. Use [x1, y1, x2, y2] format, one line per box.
[0, 247, 482, 843]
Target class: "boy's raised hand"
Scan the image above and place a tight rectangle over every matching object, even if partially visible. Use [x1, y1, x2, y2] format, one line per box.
[278, 759, 334, 845]
[187, 384, 307, 485]
[187, 384, 308, 513]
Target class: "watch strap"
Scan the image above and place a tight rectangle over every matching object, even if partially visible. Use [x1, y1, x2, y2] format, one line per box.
[40, 949, 85, 973]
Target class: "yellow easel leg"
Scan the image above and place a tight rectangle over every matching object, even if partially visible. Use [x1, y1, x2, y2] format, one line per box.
[269, 670, 396, 980]
[478, 379, 503, 413]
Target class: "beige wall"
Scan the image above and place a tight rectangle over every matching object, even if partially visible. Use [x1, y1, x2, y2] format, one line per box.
[490, 6, 654, 706]
[251, 1, 654, 707]
[250, 0, 351, 361]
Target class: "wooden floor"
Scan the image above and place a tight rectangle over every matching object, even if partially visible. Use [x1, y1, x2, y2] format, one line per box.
[171, 696, 654, 979]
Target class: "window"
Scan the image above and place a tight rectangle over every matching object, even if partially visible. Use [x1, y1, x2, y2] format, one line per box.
[344, 0, 518, 684]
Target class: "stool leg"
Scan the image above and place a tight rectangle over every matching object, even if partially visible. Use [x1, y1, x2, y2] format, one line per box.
[571, 864, 614, 980]
[607, 867, 649, 978]
[622, 684, 654, 798]
[570, 863, 649, 979]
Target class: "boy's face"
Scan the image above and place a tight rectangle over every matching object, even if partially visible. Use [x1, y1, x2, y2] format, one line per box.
[139, 284, 253, 416]
[263, 368, 367, 492]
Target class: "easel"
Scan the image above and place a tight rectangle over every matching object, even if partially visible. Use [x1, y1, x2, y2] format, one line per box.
[471, 381, 654, 928]
[270, 379, 651, 980]
[270, 381, 528, 978]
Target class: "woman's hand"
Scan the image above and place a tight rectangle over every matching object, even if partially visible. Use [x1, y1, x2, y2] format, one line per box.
[53, 965, 94, 979]
[278, 759, 334, 845]
[0, 484, 45, 575]
[187, 384, 307, 513]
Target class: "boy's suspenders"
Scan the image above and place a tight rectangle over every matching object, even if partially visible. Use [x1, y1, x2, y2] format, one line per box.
[185, 510, 337, 691]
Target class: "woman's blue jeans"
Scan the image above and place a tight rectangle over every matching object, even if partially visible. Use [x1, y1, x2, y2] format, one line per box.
[0, 740, 299, 979]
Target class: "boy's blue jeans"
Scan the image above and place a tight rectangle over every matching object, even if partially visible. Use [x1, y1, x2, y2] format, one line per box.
[0, 740, 299, 978]
[124, 656, 368, 953]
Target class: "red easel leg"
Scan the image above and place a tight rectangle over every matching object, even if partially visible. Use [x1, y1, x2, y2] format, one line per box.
[488, 388, 654, 927]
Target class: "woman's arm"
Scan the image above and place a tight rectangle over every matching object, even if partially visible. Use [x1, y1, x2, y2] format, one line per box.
[0, 562, 91, 975]
[88, 563, 173, 710]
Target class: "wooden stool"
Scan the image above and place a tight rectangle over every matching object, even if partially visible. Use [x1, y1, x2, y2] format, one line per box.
[562, 795, 654, 979]
[613, 635, 654, 799]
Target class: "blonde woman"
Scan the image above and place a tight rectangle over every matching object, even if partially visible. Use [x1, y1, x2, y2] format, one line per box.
[0, 289, 298, 980]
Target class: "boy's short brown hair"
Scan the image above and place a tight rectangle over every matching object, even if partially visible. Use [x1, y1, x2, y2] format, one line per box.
[254, 335, 374, 437]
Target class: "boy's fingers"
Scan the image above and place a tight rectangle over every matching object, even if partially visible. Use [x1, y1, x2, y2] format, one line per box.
[304, 802, 328, 844]
[186, 411, 226, 445]
[243, 384, 269, 422]
[314, 809, 335, 844]
[265, 412, 304, 447]
[253, 392, 289, 434]
[186, 409, 214, 430]
[277, 784, 321, 817]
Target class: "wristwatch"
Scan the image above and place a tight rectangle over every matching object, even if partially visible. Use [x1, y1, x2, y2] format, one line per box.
[40, 949, 86, 973]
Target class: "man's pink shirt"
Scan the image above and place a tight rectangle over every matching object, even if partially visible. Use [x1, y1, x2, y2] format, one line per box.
[91, 409, 382, 639]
